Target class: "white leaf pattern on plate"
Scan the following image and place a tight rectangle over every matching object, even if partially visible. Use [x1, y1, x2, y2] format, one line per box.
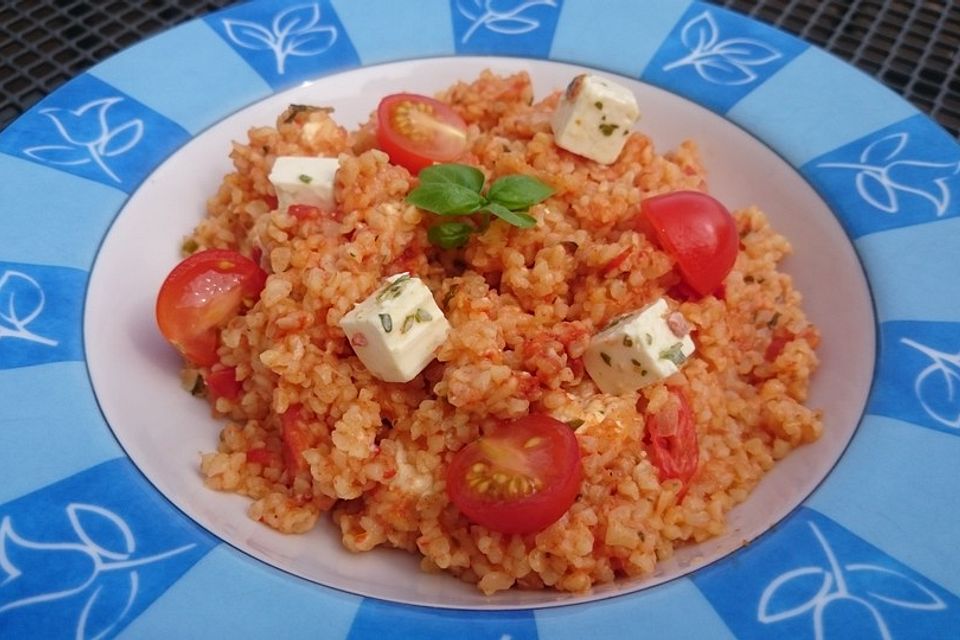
[818, 133, 960, 216]
[758, 521, 947, 639]
[900, 337, 960, 429]
[456, 0, 557, 44]
[0, 503, 195, 640]
[23, 98, 143, 183]
[0, 270, 58, 347]
[222, 3, 338, 75]
[662, 11, 782, 85]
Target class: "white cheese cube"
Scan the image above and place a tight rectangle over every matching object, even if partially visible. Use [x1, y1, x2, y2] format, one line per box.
[551, 74, 640, 164]
[268, 156, 339, 214]
[339, 273, 450, 383]
[584, 299, 695, 395]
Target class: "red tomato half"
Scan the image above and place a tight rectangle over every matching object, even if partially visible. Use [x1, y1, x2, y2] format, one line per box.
[446, 414, 582, 535]
[156, 249, 266, 366]
[644, 389, 699, 497]
[641, 191, 738, 297]
[376, 93, 468, 173]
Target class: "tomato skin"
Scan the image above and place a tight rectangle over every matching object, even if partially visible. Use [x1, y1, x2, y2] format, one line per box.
[644, 389, 699, 497]
[282, 405, 310, 475]
[376, 93, 468, 173]
[446, 414, 582, 535]
[206, 367, 242, 401]
[641, 191, 738, 297]
[156, 249, 267, 366]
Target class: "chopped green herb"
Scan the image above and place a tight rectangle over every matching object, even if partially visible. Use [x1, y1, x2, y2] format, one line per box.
[659, 342, 687, 366]
[767, 312, 781, 328]
[401, 313, 416, 334]
[181, 238, 199, 255]
[376, 274, 411, 302]
[631, 358, 642, 368]
[566, 418, 585, 429]
[428, 222, 475, 249]
[594, 101, 603, 109]
[283, 103, 332, 123]
[645, 333, 653, 345]
[415, 308, 432, 322]
[379, 313, 393, 333]
[600, 352, 612, 366]
[298, 174, 313, 184]
[744, 275, 755, 283]
[623, 336, 633, 347]
[598, 123, 619, 136]
[443, 284, 459, 309]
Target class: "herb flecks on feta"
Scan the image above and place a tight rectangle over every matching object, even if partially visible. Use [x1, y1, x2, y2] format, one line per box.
[268, 156, 339, 215]
[584, 298, 695, 395]
[339, 273, 450, 383]
[551, 74, 640, 165]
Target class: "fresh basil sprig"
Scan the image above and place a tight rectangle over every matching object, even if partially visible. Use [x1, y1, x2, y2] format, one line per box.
[406, 163, 553, 248]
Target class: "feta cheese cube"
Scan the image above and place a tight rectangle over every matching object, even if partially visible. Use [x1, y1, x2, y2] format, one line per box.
[551, 74, 640, 164]
[584, 299, 695, 395]
[268, 156, 339, 214]
[339, 273, 450, 383]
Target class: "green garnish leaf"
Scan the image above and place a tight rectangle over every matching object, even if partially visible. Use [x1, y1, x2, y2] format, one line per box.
[428, 222, 475, 249]
[418, 163, 485, 192]
[486, 174, 554, 211]
[482, 202, 537, 229]
[659, 342, 687, 366]
[406, 183, 484, 216]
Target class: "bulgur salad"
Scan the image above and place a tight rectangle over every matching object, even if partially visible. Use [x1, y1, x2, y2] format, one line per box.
[155, 70, 822, 595]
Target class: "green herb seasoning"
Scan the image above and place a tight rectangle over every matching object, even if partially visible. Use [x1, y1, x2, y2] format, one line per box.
[659, 342, 687, 366]
[376, 274, 411, 302]
[767, 312, 781, 328]
[594, 101, 603, 110]
[181, 238, 199, 255]
[401, 313, 417, 334]
[645, 333, 653, 345]
[190, 375, 206, 397]
[298, 174, 313, 184]
[415, 308, 432, 322]
[600, 352, 612, 366]
[598, 123, 619, 136]
[566, 418, 585, 429]
[379, 313, 393, 333]
[623, 336, 633, 347]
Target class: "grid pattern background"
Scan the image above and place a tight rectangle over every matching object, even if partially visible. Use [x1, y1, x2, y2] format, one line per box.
[2, 0, 959, 136]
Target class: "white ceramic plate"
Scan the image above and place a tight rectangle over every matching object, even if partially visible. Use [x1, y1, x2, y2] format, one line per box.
[2, 1, 959, 638]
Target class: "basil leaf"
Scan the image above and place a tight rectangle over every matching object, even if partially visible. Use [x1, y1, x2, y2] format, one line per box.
[486, 175, 553, 211]
[407, 183, 484, 215]
[428, 222, 475, 248]
[482, 202, 537, 229]
[418, 163, 485, 192]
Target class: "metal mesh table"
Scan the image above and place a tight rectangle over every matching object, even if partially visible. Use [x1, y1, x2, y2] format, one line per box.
[2, 0, 959, 136]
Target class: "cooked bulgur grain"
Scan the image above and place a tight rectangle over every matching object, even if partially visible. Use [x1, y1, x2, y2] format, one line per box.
[186, 70, 821, 594]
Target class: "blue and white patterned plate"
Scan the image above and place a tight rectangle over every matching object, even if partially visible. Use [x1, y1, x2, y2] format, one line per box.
[2, 1, 959, 638]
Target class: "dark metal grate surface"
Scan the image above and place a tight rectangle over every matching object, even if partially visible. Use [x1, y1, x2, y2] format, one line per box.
[2, 0, 959, 136]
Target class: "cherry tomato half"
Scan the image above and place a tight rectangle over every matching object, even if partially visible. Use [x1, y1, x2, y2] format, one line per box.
[641, 191, 738, 297]
[376, 93, 468, 173]
[446, 414, 582, 535]
[282, 405, 310, 475]
[644, 389, 699, 497]
[156, 249, 266, 366]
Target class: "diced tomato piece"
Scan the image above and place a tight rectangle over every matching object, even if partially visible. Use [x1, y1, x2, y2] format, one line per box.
[644, 389, 699, 499]
[206, 367, 242, 401]
[281, 405, 311, 475]
[246, 447, 278, 466]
